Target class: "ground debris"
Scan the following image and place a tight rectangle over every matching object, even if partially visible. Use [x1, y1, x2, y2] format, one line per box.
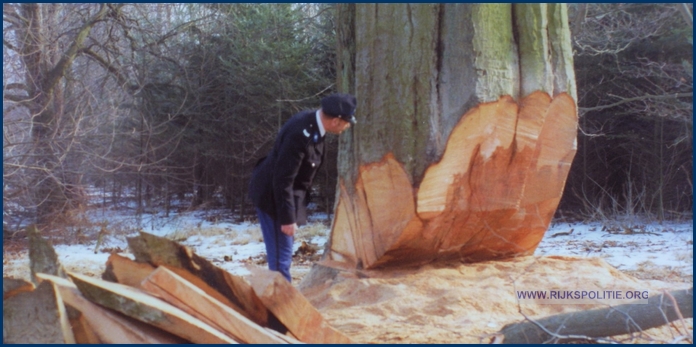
[6, 231, 350, 344]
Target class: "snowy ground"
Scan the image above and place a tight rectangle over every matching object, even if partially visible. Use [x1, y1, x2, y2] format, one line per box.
[4, 207, 692, 344]
[537, 219, 693, 283]
[2, 207, 693, 286]
[3, 208, 331, 283]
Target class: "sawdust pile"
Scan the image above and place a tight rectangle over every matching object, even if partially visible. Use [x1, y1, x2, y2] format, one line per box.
[300, 256, 693, 344]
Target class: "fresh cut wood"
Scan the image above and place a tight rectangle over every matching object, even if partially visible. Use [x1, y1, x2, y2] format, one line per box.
[313, 4, 579, 276]
[248, 266, 354, 344]
[102, 253, 249, 321]
[3, 279, 75, 344]
[127, 231, 274, 328]
[102, 253, 156, 287]
[68, 272, 238, 344]
[66, 307, 102, 344]
[141, 266, 288, 344]
[325, 92, 577, 269]
[36, 273, 187, 344]
[265, 327, 305, 344]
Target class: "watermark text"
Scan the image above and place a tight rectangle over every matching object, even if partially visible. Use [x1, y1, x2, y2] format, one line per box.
[515, 289, 649, 304]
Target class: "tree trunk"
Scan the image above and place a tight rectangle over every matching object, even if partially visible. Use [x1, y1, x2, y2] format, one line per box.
[17, 4, 111, 225]
[319, 4, 577, 271]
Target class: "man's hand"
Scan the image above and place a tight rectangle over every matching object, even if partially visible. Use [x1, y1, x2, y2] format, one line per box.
[281, 223, 297, 236]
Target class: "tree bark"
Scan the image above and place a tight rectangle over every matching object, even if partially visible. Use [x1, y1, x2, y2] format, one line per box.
[498, 287, 693, 344]
[316, 4, 577, 272]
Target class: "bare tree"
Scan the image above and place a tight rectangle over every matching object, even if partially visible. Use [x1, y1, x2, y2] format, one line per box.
[3, 4, 205, 229]
[561, 3, 693, 222]
[4, 4, 338, 233]
[3, 4, 120, 227]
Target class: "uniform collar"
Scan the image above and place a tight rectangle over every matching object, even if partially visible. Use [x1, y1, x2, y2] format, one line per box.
[315, 110, 326, 137]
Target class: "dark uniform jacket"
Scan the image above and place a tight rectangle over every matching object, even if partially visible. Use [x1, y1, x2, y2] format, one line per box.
[248, 110, 325, 226]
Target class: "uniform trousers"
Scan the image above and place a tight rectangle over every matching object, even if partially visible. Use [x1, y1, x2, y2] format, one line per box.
[256, 208, 294, 282]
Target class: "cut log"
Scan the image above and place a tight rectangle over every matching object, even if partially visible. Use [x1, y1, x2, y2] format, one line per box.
[102, 253, 156, 287]
[323, 91, 577, 270]
[248, 266, 354, 344]
[141, 266, 288, 344]
[127, 231, 276, 329]
[499, 287, 693, 344]
[3, 279, 75, 343]
[36, 273, 187, 344]
[101, 253, 249, 320]
[3, 277, 35, 299]
[68, 272, 238, 344]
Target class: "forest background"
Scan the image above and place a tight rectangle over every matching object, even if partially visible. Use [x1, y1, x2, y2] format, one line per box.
[3, 3, 693, 236]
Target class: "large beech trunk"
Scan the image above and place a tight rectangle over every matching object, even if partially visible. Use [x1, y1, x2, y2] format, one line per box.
[320, 4, 577, 271]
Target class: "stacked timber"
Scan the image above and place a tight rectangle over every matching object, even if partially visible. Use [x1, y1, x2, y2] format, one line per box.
[3, 231, 353, 344]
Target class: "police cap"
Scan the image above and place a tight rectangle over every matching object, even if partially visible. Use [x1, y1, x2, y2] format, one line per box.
[321, 93, 357, 124]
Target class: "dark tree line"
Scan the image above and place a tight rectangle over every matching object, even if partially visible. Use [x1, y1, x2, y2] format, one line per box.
[3, 3, 692, 236]
[4, 4, 338, 233]
[128, 4, 338, 218]
[558, 3, 693, 222]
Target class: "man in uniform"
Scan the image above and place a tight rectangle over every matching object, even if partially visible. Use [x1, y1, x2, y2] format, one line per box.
[248, 93, 357, 282]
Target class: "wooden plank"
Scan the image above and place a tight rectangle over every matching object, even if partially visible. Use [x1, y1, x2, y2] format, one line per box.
[36, 273, 187, 344]
[101, 253, 252, 321]
[139, 277, 227, 338]
[68, 272, 238, 344]
[265, 327, 305, 344]
[141, 266, 288, 344]
[3, 279, 75, 343]
[248, 266, 354, 344]
[65, 306, 102, 344]
[127, 231, 277, 329]
[163, 265, 254, 321]
[102, 253, 155, 287]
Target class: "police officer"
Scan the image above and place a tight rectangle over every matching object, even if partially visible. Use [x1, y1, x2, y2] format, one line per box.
[248, 93, 357, 282]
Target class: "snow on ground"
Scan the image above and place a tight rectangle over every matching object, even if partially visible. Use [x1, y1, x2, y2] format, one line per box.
[4, 208, 691, 344]
[3, 208, 330, 282]
[537, 219, 693, 282]
[2, 207, 693, 286]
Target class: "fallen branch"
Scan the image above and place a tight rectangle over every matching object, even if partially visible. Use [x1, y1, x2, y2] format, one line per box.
[499, 287, 693, 344]
[550, 229, 574, 238]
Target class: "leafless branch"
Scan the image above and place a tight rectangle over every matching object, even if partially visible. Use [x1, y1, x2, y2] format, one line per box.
[579, 92, 692, 112]
[276, 84, 335, 103]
